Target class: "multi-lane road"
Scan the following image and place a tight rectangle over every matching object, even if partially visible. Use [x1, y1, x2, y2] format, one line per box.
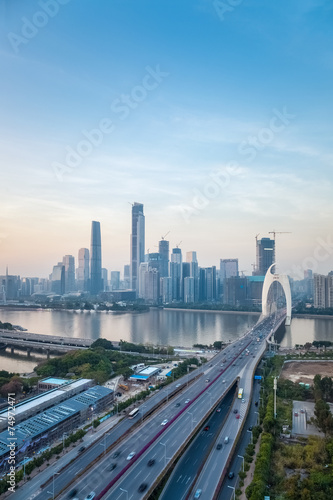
[14, 312, 285, 500]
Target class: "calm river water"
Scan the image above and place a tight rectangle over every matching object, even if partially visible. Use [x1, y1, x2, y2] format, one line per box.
[0, 308, 332, 373]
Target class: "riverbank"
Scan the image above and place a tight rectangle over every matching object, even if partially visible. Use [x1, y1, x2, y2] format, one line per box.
[293, 313, 333, 320]
[164, 307, 260, 315]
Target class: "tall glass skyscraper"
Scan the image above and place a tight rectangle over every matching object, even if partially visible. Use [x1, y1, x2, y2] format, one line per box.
[77, 248, 89, 291]
[256, 237, 275, 275]
[130, 203, 145, 293]
[158, 239, 169, 278]
[90, 221, 102, 295]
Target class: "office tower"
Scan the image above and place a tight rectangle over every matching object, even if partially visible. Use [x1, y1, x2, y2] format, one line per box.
[123, 264, 130, 289]
[220, 259, 239, 280]
[205, 266, 217, 301]
[256, 237, 275, 275]
[77, 248, 89, 291]
[223, 276, 248, 306]
[184, 277, 195, 303]
[51, 262, 65, 295]
[0, 268, 20, 300]
[199, 267, 206, 301]
[111, 271, 120, 290]
[90, 221, 102, 295]
[159, 239, 169, 278]
[160, 277, 172, 304]
[186, 251, 199, 302]
[62, 255, 75, 293]
[304, 269, 313, 280]
[130, 202, 145, 293]
[138, 264, 160, 303]
[170, 247, 182, 301]
[138, 262, 149, 298]
[102, 268, 108, 290]
[145, 252, 163, 274]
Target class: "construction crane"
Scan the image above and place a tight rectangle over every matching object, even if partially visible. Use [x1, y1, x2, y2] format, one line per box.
[268, 230, 291, 240]
[239, 270, 247, 277]
[175, 241, 182, 248]
[161, 231, 170, 240]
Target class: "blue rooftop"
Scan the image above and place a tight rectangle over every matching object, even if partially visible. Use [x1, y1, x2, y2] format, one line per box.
[41, 377, 69, 385]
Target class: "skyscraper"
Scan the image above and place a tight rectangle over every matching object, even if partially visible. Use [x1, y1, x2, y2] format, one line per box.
[220, 259, 239, 280]
[130, 203, 145, 293]
[170, 247, 182, 301]
[111, 271, 120, 290]
[186, 251, 199, 302]
[256, 237, 275, 275]
[90, 221, 102, 295]
[63, 255, 75, 292]
[159, 239, 169, 278]
[102, 268, 108, 290]
[77, 248, 89, 291]
[51, 262, 65, 295]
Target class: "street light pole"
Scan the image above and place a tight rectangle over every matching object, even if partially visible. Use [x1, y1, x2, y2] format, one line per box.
[23, 456, 29, 482]
[47, 471, 60, 500]
[119, 487, 129, 500]
[160, 441, 167, 466]
[227, 485, 235, 500]
[247, 429, 253, 444]
[238, 454, 245, 472]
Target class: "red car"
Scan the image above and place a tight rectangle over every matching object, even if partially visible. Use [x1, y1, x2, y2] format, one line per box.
[236, 414, 240, 419]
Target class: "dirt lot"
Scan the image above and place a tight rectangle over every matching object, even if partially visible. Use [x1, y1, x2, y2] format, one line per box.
[280, 361, 333, 384]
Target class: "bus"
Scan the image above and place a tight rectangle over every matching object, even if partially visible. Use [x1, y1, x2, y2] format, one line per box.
[238, 388, 243, 399]
[128, 408, 139, 419]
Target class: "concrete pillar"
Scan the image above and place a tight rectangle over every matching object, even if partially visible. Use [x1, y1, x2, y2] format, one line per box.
[27, 348, 31, 357]
[11, 347, 14, 354]
[47, 349, 50, 359]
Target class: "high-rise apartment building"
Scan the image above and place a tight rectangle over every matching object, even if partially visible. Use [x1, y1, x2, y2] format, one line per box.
[63, 255, 75, 293]
[158, 239, 169, 278]
[76, 248, 89, 291]
[160, 277, 172, 304]
[184, 276, 195, 303]
[130, 203, 145, 294]
[313, 274, 327, 308]
[170, 247, 182, 301]
[256, 237, 275, 275]
[205, 266, 217, 301]
[90, 221, 102, 295]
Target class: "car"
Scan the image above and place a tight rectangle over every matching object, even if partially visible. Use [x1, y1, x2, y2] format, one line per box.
[112, 451, 120, 458]
[233, 409, 238, 414]
[216, 443, 222, 450]
[294, 412, 298, 417]
[253, 355, 255, 358]
[301, 409, 305, 413]
[228, 472, 234, 479]
[224, 436, 229, 444]
[78, 446, 86, 453]
[255, 401, 258, 406]
[205, 379, 210, 383]
[106, 463, 117, 471]
[175, 402, 180, 407]
[84, 493, 96, 500]
[185, 399, 190, 404]
[236, 414, 240, 419]
[216, 407, 221, 413]
[194, 489, 202, 498]
[148, 459, 155, 466]
[126, 451, 136, 460]
[176, 383, 181, 388]
[138, 483, 147, 493]
[242, 398, 245, 403]
[68, 490, 78, 499]
[203, 425, 210, 431]
[209, 364, 213, 367]
[161, 419, 168, 426]
[248, 426, 253, 431]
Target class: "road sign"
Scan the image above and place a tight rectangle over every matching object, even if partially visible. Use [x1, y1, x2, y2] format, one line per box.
[254, 375, 262, 380]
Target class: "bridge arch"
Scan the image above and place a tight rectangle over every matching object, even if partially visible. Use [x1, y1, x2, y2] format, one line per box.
[262, 264, 292, 325]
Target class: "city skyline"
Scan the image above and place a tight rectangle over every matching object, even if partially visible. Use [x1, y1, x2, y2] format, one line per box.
[1, 1, 333, 277]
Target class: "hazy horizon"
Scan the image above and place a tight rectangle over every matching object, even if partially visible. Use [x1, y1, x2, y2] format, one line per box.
[1, 0, 333, 279]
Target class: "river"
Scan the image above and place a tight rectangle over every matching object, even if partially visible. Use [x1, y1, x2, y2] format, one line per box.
[0, 308, 332, 373]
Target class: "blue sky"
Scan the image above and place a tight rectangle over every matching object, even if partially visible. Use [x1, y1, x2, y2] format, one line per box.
[1, 0, 333, 277]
